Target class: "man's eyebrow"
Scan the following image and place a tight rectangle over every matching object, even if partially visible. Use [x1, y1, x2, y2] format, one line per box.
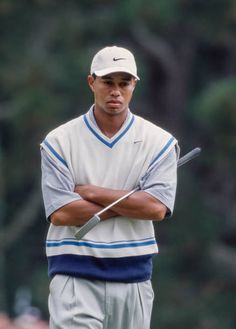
[101, 76, 112, 80]
[101, 75, 132, 81]
[121, 77, 132, 81]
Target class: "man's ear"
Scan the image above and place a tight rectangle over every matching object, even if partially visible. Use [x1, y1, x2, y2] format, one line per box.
[133, 78, 138, 88]
[87, 75, 95, 92]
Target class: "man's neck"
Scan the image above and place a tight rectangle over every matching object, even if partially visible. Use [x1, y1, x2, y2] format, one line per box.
[93, 108, 128, 138]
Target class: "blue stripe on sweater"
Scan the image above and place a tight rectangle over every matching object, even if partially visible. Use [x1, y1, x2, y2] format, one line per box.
[42, 139, 68, 168]
[48, 254, 154, 282]
[148, 136, 175, 168]
[46, 238, 156, 249]
[83, 114, 135, 148]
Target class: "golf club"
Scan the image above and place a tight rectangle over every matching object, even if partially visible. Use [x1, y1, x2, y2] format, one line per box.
[75, 147, 201, 240]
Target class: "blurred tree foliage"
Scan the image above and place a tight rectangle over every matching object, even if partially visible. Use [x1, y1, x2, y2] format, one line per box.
[0, 0, 235, 328]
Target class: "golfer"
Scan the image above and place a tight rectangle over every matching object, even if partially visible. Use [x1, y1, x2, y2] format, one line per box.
[40, 45, 179, 329]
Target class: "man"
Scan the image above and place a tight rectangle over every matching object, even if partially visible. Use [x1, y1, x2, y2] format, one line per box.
[41, 46, 179, 329]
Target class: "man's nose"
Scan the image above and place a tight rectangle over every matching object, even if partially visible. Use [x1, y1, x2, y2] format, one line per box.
[110, 86, 121, 97]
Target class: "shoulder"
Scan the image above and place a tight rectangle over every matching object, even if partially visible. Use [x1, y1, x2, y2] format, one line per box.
[41, 115, 84, 163]
[45, 115, 84, 141]
[134, 114, 174, 139]
[133, 114, 178, 163]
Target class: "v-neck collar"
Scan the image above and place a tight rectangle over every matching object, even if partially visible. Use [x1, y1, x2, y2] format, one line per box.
[83, 106, 135, 148]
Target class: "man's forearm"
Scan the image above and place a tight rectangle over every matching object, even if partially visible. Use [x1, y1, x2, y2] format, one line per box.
[50, 199, 117, 226]
[75, 185, 167, 221]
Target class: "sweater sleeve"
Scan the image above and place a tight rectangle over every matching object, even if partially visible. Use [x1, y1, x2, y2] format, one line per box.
[140, 145, 179, 216]
[40, 148, 81, 220]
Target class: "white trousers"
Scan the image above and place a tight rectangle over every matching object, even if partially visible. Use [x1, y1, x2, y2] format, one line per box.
[49, 275, 154, 329]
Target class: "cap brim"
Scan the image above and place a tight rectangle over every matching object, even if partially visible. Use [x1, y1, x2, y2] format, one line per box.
[93, 67, 140, 80]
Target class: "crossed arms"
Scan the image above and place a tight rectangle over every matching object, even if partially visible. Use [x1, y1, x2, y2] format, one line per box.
[41, 147, 177, 227]
[50, 185, 167, 226]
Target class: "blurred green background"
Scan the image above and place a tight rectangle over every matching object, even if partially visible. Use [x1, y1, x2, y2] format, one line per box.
[0, 0, 235, 328]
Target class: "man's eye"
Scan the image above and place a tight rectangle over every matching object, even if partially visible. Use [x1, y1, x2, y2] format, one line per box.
[104, 80, 113, 86]
[120, 82, 129, 87]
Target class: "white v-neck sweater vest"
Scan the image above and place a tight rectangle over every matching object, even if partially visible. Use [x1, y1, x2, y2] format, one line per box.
[41, 107, 177, 282]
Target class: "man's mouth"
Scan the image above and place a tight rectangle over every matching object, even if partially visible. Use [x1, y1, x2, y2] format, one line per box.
[107, 100, 122, 104]
[106, 100, 122, 107]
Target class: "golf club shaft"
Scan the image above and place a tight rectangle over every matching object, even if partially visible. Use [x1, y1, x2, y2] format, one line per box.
[75, 147, 201, 240]
[97, 147, 201, 215]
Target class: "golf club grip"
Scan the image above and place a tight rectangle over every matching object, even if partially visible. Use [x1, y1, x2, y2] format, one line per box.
[177, 147, 201, 167]
[74, 189, 138, 240]
[75, 146, 201, 240]
[74, 214, 100, 240]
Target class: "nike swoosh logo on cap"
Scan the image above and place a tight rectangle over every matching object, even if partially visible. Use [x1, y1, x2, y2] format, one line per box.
[113, 57, 126, 61]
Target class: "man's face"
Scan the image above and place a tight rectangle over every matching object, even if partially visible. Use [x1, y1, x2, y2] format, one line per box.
[88, 72, 137, 116]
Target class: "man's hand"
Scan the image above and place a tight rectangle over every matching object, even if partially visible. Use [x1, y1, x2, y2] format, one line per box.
[74, 184, 104, 202]
[49, 185, 119, 226]
[74, 184, 167, 221]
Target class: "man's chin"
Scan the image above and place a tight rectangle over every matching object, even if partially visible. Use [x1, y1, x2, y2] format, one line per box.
[104, 106, 126, 116]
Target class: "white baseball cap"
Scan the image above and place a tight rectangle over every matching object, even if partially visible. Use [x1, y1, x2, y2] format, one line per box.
[90, 46, 140, 80]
